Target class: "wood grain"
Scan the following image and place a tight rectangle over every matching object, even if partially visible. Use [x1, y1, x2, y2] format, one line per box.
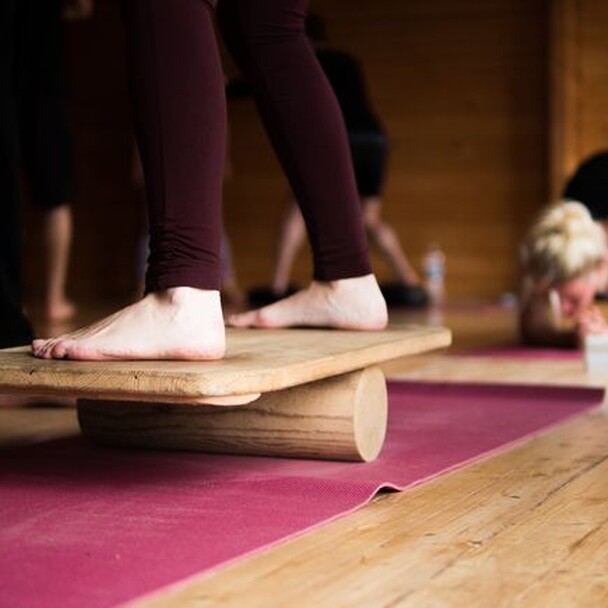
[77, 366, 388, 462]
[383, 354, 607, 388]
[0, 326, 450, 404]
[549, 0, 581, 201]
[549, 0, 608, 198]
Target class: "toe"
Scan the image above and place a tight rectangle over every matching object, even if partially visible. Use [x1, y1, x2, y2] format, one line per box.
[50, 340, 71, 359]
[31, 339, 45, 357]
[37, 339, 57, 359]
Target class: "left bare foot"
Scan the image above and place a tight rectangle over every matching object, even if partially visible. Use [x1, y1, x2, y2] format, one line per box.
[228, 274, 388, 330]
[32, 287, 225, 361]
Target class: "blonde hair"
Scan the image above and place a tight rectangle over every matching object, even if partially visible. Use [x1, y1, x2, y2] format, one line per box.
[521, 200, 607, 287]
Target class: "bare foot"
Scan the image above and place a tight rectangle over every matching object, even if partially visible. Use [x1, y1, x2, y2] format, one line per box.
[46, 299, 77, 322]
[228, 274, 388, 330]
[32, 287, 225, 360]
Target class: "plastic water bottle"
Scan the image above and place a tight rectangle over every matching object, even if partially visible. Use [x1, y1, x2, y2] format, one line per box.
[423, 243, 446, 306]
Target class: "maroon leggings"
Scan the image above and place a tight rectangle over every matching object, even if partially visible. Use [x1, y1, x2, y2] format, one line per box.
[121, 0, 371, 292]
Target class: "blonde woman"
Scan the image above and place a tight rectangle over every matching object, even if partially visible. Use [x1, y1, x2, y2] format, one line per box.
[519, 200, 608, 347]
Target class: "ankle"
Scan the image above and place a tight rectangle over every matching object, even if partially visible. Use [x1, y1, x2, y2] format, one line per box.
[324, 274, 379, 292]
[159, 287, 221, 306]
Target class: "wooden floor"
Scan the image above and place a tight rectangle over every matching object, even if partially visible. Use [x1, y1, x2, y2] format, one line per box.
[3, 303, 608, 607]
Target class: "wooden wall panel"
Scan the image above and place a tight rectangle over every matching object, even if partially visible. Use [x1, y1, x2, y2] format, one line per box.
[578, 1, 608, 159]
[549, 0, 580, 200]
[22, 0, 554, 305]
[550, 0, 608, 199]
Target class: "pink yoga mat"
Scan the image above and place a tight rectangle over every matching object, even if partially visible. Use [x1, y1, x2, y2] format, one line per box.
[0, 381, 602, 608]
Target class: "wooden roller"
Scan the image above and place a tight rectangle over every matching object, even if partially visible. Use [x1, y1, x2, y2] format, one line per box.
[77, 366, 387, 462]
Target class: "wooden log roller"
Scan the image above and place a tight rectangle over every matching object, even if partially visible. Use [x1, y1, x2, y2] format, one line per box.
[78, 366, 387, 462]
[0, 327, 451, 462]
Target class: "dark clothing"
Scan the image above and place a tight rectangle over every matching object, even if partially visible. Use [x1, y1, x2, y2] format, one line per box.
[18, 0, 74, 210]
[317, 48, 387, 197]
[0, 268, 34, 347]
[563, 151, 608, 221]
[349, 132, 388, 197]
[1, 0, 34, 347]
[315, 48, 383, 135]
[121, 0, 372, 292]
[0, 0, 69, 347]
[228, 45, 389, 198]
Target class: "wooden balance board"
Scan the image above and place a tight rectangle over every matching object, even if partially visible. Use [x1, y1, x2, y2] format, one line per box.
[0, 326, 451, 462]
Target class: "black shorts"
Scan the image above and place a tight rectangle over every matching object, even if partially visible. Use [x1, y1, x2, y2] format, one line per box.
[349, 131, 388, 198]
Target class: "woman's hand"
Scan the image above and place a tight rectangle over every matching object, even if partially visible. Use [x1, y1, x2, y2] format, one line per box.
[577, 305, 608, 340]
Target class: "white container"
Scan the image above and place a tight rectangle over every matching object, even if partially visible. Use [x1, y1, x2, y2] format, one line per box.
[584, 333, 608, 373]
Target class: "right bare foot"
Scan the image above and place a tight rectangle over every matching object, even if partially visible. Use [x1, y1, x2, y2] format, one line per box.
[228, 275, 388, 330]
[32, 287, 225, 361]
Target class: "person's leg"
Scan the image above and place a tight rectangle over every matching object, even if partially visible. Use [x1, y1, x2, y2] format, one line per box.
[0, 127, 34, 347]
[41, 204, 76, 320]
[0, 0, 34, 347]
[218, 0, 386, 329]
[18, 0, 77, 321]
[271, 200, 307, 295]
[219, 227, 245, 308]
[33, 0, 227, 360]
[352, 131, 421, 286]
[129, 2, 225, 295]
[362, 197, 421, 286]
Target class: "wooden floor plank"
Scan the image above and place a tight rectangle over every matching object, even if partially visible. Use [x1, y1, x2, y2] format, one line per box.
[396, 447, 608, 608]
[516, 515, 608, 606]
[382, 354, 607, 388]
